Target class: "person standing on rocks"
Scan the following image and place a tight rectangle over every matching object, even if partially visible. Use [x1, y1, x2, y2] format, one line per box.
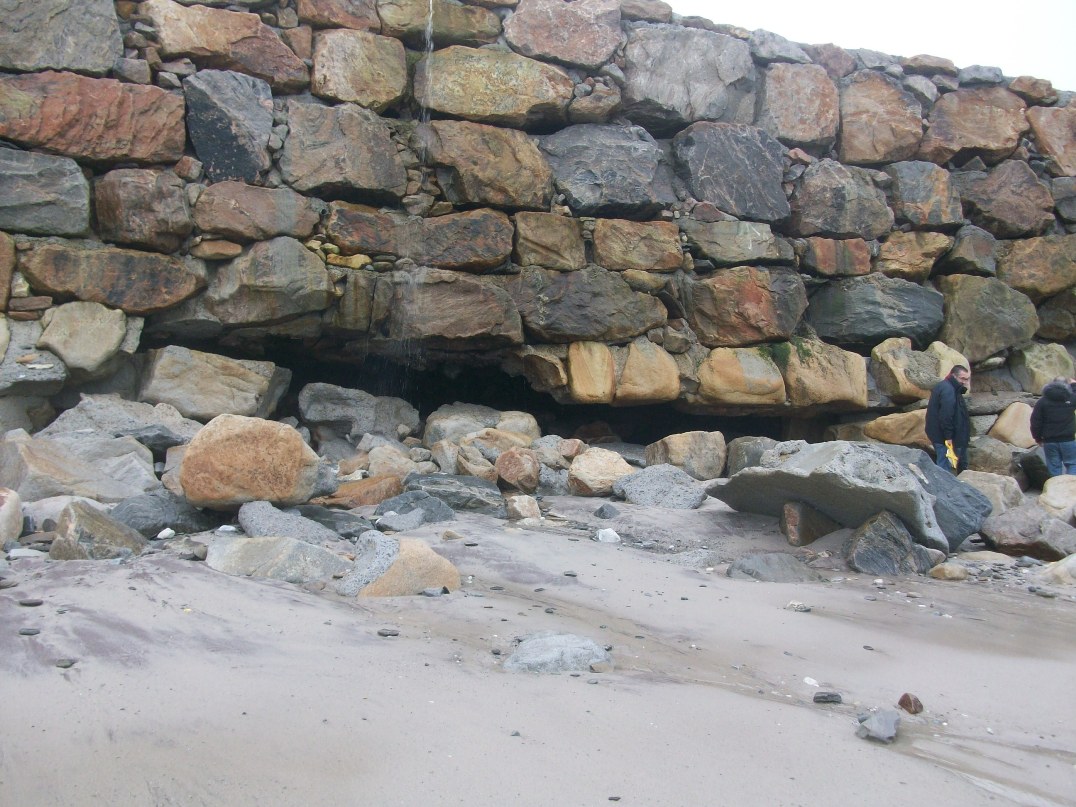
[1029, 376, 1076, 477]
[925, 365, 971, 473]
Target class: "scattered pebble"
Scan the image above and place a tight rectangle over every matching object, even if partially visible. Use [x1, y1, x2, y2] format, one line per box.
[55, 658, 77, 669]
[814, 691, 842, 704]
[376, 628, 399, 638]
[0, 579, 18, 589]
[898, 692, 924, 714]
[785, 601, 811, 612]
[464, 541, 479, 547]
[563, 571, 577, 577]
[18, 628, 40, 636]
[156, 527, 176, 540]
[18, 598, 43, 607]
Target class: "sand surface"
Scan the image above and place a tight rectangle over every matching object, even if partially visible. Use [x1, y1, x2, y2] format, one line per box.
[2, 497, 1075, 806]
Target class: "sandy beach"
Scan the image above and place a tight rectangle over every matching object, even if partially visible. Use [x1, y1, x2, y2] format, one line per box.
[3, 498, 1075, 807]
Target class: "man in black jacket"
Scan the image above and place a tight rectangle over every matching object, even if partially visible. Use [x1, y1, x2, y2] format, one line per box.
[1029, 376, 1076, 477]
[925, 365, 971, 473]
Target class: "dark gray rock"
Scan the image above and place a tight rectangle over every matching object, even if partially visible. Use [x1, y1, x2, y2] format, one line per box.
[538, 466, 570, 496]
[612, 464, 706, 509]
[726, 553, 827, 582]
[749, 29, 811, 64]
[0, 321, 68, 397]
[288, 505, 374, 540]
[404, 474, 507, 518]
[980, 504, 1076, 561]
[594, 503, 620, 519]
[0, 0, 122, 76]
[857, 709, 900, 743]
[845, 510, 935, 575]
[935, 224, 997, 276]
[0, 148, 90, 236]
[333, 529, 400, 596]
[883, 160, 963, 229]
[672, 122, 790, 222]
[110, 489, 219, 538]
[206, 534, 352, 584]
[952, 160, 1055, 239]
[1017, 447, 1050, 490]
[298, 382, 419, 441]
[502, 631, 612, 673]
[598, 442, 648, 468]
[238, 500, 341, 545]
[38, 395, 201, 448]
[806, 274, 944, 350]
[184, 70, 273, 184]
[790, 159, 895, 239]
[714, 441, 949, 551]
[957, 65, 1004, 85]
[375, 509, 426, 532]
[871, 444, 992, 552]
[374, 490, 456, 525]
[725, 436, 779, 476]
[538, 124, 677, 218]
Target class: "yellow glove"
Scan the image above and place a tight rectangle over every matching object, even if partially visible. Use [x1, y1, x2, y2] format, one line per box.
[944, 439, 958, 469]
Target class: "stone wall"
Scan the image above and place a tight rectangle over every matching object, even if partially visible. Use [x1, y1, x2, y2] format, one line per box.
[1, 0, 1075, 429]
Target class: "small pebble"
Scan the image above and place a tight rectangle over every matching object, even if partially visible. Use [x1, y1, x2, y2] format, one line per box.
[510, 730, 520, 737]
[55, 659, 77, 669]
[544, 607, 555, 614]
[19, 628, 40, 636]
[376, 628, 399, 637]
[898, 692, 924, 714]
[563, 571, 577, 577]
[464, 541, 479, 547]
[0, 580, 17, 589]
[18, 598, 43, 607]
[814, 691, 842, 704]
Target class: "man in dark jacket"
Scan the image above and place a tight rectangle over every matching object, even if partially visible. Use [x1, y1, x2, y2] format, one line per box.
[1029, 376, 1076, 477]
[925, 365, 971, 473]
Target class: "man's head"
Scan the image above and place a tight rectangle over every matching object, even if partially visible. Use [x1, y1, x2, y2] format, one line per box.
[950, 365, 970, 388]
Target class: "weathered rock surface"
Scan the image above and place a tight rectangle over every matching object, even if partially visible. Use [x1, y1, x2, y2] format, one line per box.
[1010, 342, 1073, 394]
[875, 231, 953, 282]
[379, 0, 501, 48]
[280, 100, 407, 200]
[956, 470, 1022, 517]
[183, 70, 274, 184]
[356, 537, 460, 596]
[416, 120, 553, 210]
[836, 71, 923, 166]
[404, 474, 507, 518]
[954, 160, 1055, 238]
[779, 339, 869, 410]
[139, 346, 290, 421]
[298, 383, 418, 441]
[1027, 106, 1076, 177]
[512, 212, 586, 271]
[374, 490, 456, 525]
[884, 161, 964, 229]
[790, 159, 895, 239]
[713, 441, 949, 551]
[566, 342, 615, 403]
[568, 447, 634, 496]
[94, 169, 192, 253]
[538, 124, 676, 217]
[503, 0, 622, 70]
[780, 501, 840, 546]
[726, 553, 826, 583]
[238, 500, 342, 545]
[918, 87, 1028, 165]
[800, 237, 870, 277]
[987, 402, 1035, 449]
[1037, 287, 1076, 341]
[0, 0, 122, 76]
[143, 0, 309, 91]
[755, 63, 838, 152]
[311, 29, 406, 111]
[36, 301, 128, 377]
[620, 24, 755, 135]
[0, 150, 90, 238]
[612, 464, 706, 509]
[206, 534, 351, 584]
[693, 347, 786, 407]
[0, 72, 186, 165]
[109, 489, 219, 538]
[807, 274, 944, 350]
[935, 274, 1038, 363]
[845, 511, 934, 575]
[680, 221, 793, 268]
[193, 182, 323, 243]
[681, 267, 806, 348]
[18, 241, 205, 316]
[645, 431, 726, 480]
[296, 0, 379, 30]
[503, 631, 612, 673]
[870, 337, 940, 402]
[49, 501, 147, 561]
[672, 123, 790, 222]
[995, 234, 1076, 304]
[592, 220, 681, 272]
[180, 415, 326, 509]
[414, 46, 573, 129]
[980, 504, 1076, 561]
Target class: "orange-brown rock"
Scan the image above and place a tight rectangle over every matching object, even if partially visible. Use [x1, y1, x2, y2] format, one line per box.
[494, 447, 541, 492]
[779, 338, 868, 410]
[755, 63, 838, 152]
[358, 538, 461, 597]
[18, 241, 205, 316]
[862, 410, 930, 450]
[567, 341, 615, 403]
[1008, 76, 1057, 106]
[512, 212, 586, 271]
[0, 233, 14, 312]
[502, 0, 622, 71]
[1026, 106, 1076, 178]
[311, 29, 407, 111]
[193, 181, 323, 243]
[875, 231, 953, 281]
[296, 0, 380, 31]
[837, 70, 923, 165]
[918, 87, 1028, 166]
[567, 446, 633, 496]
[0, 71, 185, 165]
[592, 219, 681, 272]
[996, 234, 1076, 303]
[313, 475, 403, 508]
[613, 338, 679, 405]
[379, 0, 501, 47]
[801, 237, 871, 277]
[180, 414, 324, 509]
[142, 0, 309, 91]
[693, 346, 786, 407]
[681, 267, 807, 348]
[94, 168, 192, 254]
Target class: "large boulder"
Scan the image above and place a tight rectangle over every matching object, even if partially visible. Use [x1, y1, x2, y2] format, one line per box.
[310, 29, 406, 111]
[0, 0, 121, 75]
[1027, 105, 1076, 177]
[538, 124, 677, 218]
[980, 503, 1076, 561]
[139, 346, 290, 421]
[956, 470, 1023, 517]
[692, 347, 787, 407]
[778, 339, 869, 409]
[935, 275, 1038, 363]
[806, 274, 944, 350]
[206, 534, 352, 584]
[94, 168, 192, 253]
[416, 120, 553, 210]
[0, 71, 186, 165]
[566, 342, 615, 403]
[679, 220, 794, 268]
[712, 441, 949, 551]
[0, 149, 90, 237]
[38, 394, 201, 451]
[918, 87, 1028, 165]
[870, 337, 940, 403]
[36, 302, 129, 378]
[379, 0, 500, 47]
[611, 464, 707, 509]
[754, 63, 839, 152]
[884, 161, 964, 229]
[298, 383, 419, 441]
[645, 431, 727, 480]
[789, 159, 895, 239]
[620, 24, 755, 135]
[404, 474, 507, 518]
[237, 500, 342, 545]
[837, 71, 923, 165]
[296, 0, 379, 30]
[193, 182, 323, 243]
[180, 415, 327, 509]
[512, 212, 586, 271]
[953, 161, 1055, 238]
[142, 0, 308, 91]
[592, 220, 682, 273]
[49, 501, 147, 561]
[680, 267, 806, 348]
[874, 231, 954, 282]
[183, 69, 274, 184]
[671, 122, 790, 222]
[995, 234, 1076, 304]
[800, 237, 871, 277]
[109, 489, 219, 538]
[567, 447, 634, 496]
[502, 0, 622, 70]
[414, 45, 573, 129]
[613, 338, 679, 405]
[1009, 342, 1074, 394]
[845, 511, 934, 575]
[355, 537, 461, 596]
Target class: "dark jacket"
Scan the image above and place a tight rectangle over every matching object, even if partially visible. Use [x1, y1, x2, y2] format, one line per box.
[1030, 381, 1076, 443]
[925, 375, 970, 446]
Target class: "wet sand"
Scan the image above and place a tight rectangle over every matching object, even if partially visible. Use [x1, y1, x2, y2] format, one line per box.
[2, 498, 1075, 806]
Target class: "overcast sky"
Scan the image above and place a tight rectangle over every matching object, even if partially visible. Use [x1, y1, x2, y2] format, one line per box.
[667, 0, 1076, 92]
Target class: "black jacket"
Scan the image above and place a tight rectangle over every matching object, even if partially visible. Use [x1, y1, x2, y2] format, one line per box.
[1030, 381, 1076, 443]
[925, 375, 970, 446]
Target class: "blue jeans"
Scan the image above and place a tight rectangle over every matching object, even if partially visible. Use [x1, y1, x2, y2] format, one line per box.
[1043, 441, 1076, 477]
[932, 442, 967, 474]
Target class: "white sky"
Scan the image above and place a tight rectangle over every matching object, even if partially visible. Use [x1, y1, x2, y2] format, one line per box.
[667, 0, 1076, 92]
